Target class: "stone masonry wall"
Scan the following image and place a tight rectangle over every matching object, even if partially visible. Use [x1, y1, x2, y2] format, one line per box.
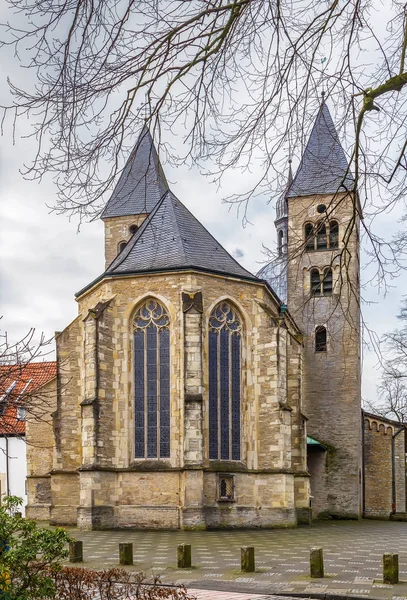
[26, 378, 57, 520]
[364, 415, 406, 517]
[287, 192, 361, 519]
[50, 268, 308, 529]
[103, 214, 148, 268]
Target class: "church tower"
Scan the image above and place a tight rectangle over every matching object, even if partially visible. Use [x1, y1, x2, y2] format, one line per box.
[287, 100, 361, 518]
[261, 100, 361, 519]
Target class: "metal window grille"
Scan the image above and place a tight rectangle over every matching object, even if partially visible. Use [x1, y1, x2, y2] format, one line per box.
[219, 475, 234, 501]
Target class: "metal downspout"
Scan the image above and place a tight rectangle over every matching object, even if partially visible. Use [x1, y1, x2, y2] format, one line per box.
[391, 425, 405, 514]
[5, 436, 9, 496]
[361, 410, 366, 517]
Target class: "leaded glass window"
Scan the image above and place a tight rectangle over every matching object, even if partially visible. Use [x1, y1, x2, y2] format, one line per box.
[133, 299, 170, 459]
[209, 302, 242, 461]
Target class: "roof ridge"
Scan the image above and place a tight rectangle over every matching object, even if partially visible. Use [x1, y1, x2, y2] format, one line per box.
[168, 191, 255, 275]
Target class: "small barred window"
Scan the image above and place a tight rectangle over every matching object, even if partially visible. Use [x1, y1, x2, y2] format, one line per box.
[218, 475, 235, 501]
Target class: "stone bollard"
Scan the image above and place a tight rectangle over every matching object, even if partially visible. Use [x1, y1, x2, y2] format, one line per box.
[241, 546, 255, 573]
[383, 553, 399, 584]
[177, 544, 192, 568]
[69, 540, 83, 563]
[310, 547, 324, 578]
[119, 543, 133, 566]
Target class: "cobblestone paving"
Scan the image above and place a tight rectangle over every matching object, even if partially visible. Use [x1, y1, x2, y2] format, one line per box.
[60, 520, 407, 599]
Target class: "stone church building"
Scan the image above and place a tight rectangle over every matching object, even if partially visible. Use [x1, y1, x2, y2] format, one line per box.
[26, 100, 406, 529]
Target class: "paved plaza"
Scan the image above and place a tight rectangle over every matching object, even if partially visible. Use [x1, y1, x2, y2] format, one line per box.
[61, 520, 407, 600]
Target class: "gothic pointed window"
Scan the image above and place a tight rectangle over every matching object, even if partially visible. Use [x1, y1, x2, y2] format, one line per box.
[208, 302, 242, 461]
[329, 221, 339, 248]
[315, 326, 327, 352]
[310, 268, 321, 296]
[322, 268, 333, 295]
[133, 299, 170, 459]
[316, 222, 327, 249]
[305, 223, 314, 251]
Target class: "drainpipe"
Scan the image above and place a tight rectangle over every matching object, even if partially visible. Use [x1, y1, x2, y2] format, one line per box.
[391, 425, 405, 514]
[5, 436, 9, 496]
[361, 410, 366, 517]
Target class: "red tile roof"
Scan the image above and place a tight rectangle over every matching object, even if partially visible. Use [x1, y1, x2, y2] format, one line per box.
[0, 362, 56, 435]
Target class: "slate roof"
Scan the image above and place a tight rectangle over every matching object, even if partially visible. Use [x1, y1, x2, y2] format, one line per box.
[287, 102, 354, 198]
[101, 125, 169, 218]
[0, 362, 56, 435]
[106, 190, 257, 281]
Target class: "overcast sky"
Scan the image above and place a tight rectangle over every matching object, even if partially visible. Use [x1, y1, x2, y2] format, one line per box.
[0, 3, 405, 406]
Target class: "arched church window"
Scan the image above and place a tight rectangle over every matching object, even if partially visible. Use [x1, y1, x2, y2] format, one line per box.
[310, 268, 321, 296]
[118, 240, 127, 253]
[316, 222, 327, 249]
[133, 299, 170, 459]
[322, 268, 333, 295]
[208, 302, 242, 461]
[278, 230, 284, 256]
[305, 223, 314, 251]
[315, 326, 327, 352]
[329, 221, 339, 248]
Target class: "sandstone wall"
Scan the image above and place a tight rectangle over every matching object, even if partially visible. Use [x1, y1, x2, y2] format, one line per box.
[50, 268, 308, 529]
[26, 378, 56, 520]
[287, 192, 361, 519]
[364, 414, 406, 517]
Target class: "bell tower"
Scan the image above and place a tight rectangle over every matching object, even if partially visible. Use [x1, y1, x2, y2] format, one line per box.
[285, 100, 361, 518]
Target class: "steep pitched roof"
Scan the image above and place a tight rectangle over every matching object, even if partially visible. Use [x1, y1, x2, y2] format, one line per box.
[106, 190, 257, 281]
[287, 102, 354, 198]
[0, 362, 56, 435]
[101, 125, 169, 218]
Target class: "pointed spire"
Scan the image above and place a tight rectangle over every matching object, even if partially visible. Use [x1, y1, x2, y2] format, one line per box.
[106, 191, 256, 281]
[287, 102, 354, 198]
[287, 158, 293, 190]
[101, 125, 169, 219]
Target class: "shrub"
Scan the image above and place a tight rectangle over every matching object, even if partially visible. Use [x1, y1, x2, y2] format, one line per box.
[0, 496, 71, 599]
[52, 567, 193, 600]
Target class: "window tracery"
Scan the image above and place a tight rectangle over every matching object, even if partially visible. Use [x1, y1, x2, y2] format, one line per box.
[208, 302, 242, 461]
[133, 299, 170, 459]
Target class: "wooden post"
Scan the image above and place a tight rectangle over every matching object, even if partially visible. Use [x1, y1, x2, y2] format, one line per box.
[177, 544, 192, 568]
[241, 546, 255, 572]
[119, 543, 133, 566]
[383, 553, 399, 584]
[69, 540, 83, 563]
[310, 547, 324, 578]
